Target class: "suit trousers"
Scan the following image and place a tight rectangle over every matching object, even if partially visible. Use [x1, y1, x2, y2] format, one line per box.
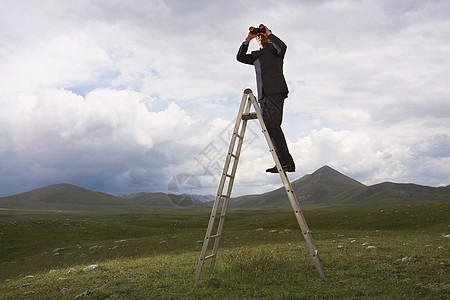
[259, 93, 295, 166]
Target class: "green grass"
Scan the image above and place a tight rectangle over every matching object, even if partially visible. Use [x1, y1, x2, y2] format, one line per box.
[0, 203, 449, 299]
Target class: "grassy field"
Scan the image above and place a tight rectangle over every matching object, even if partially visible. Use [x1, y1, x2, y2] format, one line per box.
[0, 202, 449, 299]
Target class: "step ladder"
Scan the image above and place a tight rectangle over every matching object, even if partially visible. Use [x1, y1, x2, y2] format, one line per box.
[195, 89, 325, 280]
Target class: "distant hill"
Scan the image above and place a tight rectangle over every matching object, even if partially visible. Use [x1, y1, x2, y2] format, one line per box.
[0, 184, 206, 210]
[230, 166, 450, 207]
[231, 166, 366, 207]
[0, 183, 128, 209]
[344, 182, 450, 204]
[291, 165, 366, 203]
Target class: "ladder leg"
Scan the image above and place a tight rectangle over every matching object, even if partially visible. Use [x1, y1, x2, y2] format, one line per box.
[208, 110, 250, 272]
[247, 91, 325, 278]
[195, 90, 250, 280]
[195, 195, 221, 280]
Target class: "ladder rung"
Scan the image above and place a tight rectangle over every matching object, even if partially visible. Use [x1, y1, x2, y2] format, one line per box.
[242, 112, 257, 120]
[225, 174, 234, 178]
[229, 153, 238, 159]
[210, 234, 220, 238]
[219, 194, 230, 198]
[211, 214, 226, 219]
[235, 133, 243, 139]
[204, 253, 216, 260]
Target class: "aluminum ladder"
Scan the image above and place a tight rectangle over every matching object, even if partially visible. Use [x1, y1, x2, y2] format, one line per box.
[195, 88, 325, 280]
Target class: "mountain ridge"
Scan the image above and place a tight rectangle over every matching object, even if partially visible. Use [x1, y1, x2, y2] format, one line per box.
[230, 165, 449, 207]
[1, 166, 449, 209]
[0, 183, 205, 210]
[231, 165, 367, 207]
[0, 183, 128, 209]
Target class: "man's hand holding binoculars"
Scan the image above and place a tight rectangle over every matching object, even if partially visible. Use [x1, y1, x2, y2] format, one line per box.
[245, 31, 257, 42]
[245, 24, 271, 42]
[261, 25, 271, 37]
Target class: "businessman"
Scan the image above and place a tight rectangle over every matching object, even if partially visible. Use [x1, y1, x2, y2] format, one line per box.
[237, 25, 295, 173]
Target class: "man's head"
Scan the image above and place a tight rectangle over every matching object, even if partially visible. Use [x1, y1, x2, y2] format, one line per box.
[257, 34, 269, 48]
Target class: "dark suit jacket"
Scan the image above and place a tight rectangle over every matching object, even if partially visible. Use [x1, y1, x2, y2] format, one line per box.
[236, 33, 289, 99]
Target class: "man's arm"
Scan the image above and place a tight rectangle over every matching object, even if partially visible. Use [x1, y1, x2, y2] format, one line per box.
[268, 33, 287, 57]
[263, 26, 287, 57]
[236, 41, 254, 65]
[236, 31, 257, 65]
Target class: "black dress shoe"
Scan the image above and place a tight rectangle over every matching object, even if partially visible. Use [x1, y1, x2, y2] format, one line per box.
[265, 164, 296, 173]
[265, 166, 279, 173]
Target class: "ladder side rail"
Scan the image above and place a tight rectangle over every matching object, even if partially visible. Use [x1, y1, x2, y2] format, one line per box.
[247, 91, 308, 222]
[285, 189, 325, 277]
[196, 135, 242, 279]
[223, 96, 253, 197]
[195, 193, 224, 279]
[208, 111, 252, 272]
[227, 96, 253, 189]
[217, 90, 250, 187]
[196, 179, 234, 280]
[278, 180, 318, 255]
[247, 91, 325, 278]
[208, 95, 253, 272]
[218, 91, 249, 183]
[278, 179, 314, 240]
[212, 91, 249, 209]
[272, 170, 318, 252]
[196, 148, 237, 278]
[196, 91, 249, 280]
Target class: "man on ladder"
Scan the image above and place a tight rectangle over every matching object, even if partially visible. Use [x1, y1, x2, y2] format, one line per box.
[195, 25, 324, 281]
[237, 24, 295, 173]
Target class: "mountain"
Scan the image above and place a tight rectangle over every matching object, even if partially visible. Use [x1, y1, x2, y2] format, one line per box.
[290, 165, 366, 203]
[344, 182, 450, 204]
[0, 184, 207, 210]
[230, 166, 450, 207]
[0, 183, 129, 209]
[231, 165, 366, 207]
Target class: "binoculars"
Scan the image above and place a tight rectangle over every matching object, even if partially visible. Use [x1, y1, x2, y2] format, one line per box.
[249, 24, 266, 35]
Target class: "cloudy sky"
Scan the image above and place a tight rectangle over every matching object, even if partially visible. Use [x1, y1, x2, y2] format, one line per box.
[1, 0, 449, 198]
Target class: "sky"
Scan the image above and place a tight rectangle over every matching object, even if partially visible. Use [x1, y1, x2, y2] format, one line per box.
[0, 0, 449, 198]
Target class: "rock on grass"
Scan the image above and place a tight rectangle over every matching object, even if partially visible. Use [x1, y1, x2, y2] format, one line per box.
[82, 264, 99, 272]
